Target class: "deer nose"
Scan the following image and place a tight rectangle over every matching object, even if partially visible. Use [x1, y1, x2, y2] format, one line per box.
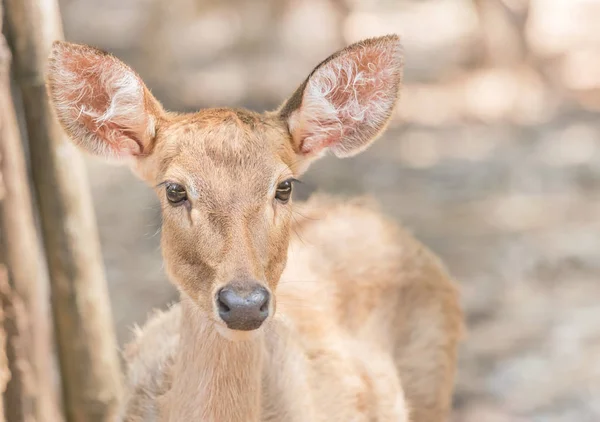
[216, 284, 270, 331]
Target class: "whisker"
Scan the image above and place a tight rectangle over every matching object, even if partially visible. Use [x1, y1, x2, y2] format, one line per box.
[290, 213, 307, 246]
[279, 279, 321, 283]
[291, 207, 320, 221]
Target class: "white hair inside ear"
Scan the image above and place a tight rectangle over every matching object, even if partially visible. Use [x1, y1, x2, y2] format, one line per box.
[47, 41, 162, 159]
[285, 35, 403, 159]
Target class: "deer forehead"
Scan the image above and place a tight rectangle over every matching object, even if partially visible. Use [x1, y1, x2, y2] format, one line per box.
[151, 109, 295, 202]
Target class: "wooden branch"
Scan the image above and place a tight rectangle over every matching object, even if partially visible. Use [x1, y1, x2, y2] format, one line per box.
[0, 269, 9, 422]
[0, 3, 60, 421]
[3, 0, 123, 421]
[0, 266, 34, 422]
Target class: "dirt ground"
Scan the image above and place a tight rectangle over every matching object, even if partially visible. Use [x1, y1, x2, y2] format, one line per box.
[59, 0, 600, 420]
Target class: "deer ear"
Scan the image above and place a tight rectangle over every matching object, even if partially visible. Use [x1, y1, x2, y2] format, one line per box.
[280, 35, 403, 161]
[46, 41, 163, 160]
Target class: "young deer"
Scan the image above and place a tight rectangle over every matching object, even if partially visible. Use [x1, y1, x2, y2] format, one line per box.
[46, 35, 463, 422]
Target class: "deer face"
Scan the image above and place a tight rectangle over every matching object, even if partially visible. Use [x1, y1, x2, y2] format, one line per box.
[139, 111, 298, 332]
[46, 36, 403, 337]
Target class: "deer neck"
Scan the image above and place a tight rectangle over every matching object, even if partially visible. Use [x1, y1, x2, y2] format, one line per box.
[164, 296, 265, 422]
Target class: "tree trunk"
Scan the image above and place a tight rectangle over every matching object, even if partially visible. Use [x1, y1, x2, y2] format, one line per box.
[0, 266, 10, 422]
[0, 2, 60, 421]
[2, 0, 123, 421]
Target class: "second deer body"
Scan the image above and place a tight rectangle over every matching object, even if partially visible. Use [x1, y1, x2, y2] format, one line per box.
[46, 35, 463, 422]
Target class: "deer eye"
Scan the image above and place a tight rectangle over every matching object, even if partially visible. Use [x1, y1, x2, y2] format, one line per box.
[165, 183, 187, 205]
[275, 180, 293, 203]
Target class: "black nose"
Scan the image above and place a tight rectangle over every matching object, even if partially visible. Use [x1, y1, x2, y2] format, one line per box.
[217, 284, 270, 331]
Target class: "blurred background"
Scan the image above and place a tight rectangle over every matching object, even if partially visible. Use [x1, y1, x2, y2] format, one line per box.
[57, 0, 600, 421]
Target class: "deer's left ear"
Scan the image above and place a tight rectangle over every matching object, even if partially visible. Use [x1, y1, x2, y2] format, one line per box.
[279, 35, 403, 161]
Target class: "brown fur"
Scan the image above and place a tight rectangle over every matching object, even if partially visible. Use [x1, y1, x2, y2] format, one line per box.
[46, 35, 464, 422]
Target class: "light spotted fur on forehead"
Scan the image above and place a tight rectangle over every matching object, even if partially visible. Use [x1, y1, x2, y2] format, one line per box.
[283, 35, 403, 158]
[47, 41, 160, 160]
[149, 109, 296, 203]
[157, 109, 293, 167]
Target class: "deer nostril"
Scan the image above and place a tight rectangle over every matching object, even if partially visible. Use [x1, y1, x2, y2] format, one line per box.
[217, 296, 231, 313]
[259, 301, 269, 313]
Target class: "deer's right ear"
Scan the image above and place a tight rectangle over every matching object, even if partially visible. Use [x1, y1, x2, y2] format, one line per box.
[46, 41, 163, 160]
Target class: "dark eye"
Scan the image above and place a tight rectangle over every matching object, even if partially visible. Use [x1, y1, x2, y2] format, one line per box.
[165, 183, 187, 205]
[275, 180, 293, 203]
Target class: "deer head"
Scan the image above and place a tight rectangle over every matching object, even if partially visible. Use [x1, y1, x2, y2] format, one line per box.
[46, 35, 403, 339]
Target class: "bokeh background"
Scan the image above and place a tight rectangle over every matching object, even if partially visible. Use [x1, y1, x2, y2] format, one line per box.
[57, 0, 600, 420]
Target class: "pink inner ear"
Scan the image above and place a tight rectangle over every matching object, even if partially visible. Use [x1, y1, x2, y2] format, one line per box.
[75, 62, 144, 155]
[289, 39, 402, 157]
[49, 44, 152, 158]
